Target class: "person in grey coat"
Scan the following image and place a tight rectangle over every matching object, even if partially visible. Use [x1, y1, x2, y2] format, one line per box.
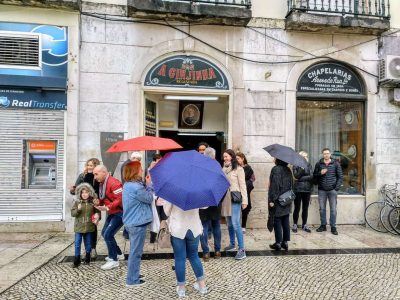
[268, 158, 293, 251]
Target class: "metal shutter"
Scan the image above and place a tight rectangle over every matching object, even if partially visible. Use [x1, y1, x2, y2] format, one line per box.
[0, 109, 64, 221]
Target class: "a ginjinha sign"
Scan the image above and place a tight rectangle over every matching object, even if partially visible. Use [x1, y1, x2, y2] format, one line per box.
[297, 62, 364, 98]
[0, 88, 67, 110]
[145, 55, 229, 90]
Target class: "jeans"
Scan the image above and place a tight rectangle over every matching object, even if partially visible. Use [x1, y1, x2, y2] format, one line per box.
[200, 219, 221, 254]
[274, 214, 290, 244]
[171, 230, 204, 285]
[74, 232, 92, 257]
[318, 189, 337, 227]
[123, 228, 129, 240]
[126, 224, 147, 285]
[226, 202, 245, 250]
[101, 213, 124, 260]
[293, 192, 311, 226]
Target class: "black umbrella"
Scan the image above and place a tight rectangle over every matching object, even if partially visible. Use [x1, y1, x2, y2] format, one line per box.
[263, 144, 308, 169]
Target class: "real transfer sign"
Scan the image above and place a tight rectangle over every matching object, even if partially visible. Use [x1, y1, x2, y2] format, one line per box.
[0, 88, 67, 110]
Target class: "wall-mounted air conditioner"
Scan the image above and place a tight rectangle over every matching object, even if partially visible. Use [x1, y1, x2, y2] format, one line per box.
[379, 55, 400, 87]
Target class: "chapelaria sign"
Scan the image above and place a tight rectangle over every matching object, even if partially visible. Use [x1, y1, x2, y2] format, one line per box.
[145, 55, 229, 90]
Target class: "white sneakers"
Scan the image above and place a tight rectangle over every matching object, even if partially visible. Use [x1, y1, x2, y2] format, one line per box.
[105, 254, 125, 262]
[101, 260, 119, 270]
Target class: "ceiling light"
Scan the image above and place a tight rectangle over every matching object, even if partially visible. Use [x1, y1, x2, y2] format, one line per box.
[164, 95, 219, 101]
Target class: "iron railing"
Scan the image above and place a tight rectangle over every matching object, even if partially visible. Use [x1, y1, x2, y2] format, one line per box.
[165, 0, 251, 8]
[288, 0, 390, 19]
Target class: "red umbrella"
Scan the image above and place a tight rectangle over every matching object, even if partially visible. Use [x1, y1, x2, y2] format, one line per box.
[106, 136, 183, 153]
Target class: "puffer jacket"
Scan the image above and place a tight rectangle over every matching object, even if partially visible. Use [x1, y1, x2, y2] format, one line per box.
[293, 163, 313, 193]
[268, 164, 293, 217]
[71, 183, 99, 233]
[313, 158, 343, 191]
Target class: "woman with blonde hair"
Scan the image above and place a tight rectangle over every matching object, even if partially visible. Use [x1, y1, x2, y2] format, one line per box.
[292, 151, 313, 233]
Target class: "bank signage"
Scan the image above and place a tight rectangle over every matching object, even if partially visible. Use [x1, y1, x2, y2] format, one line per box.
[0, 88, 67, 110]
[297, 62, 365, 98]
[145, 55, 229, 90]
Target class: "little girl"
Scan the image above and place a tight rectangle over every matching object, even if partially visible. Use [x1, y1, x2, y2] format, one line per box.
[71, 183, 99, 268]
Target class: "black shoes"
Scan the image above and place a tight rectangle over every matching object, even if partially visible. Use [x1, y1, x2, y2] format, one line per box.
[73, 256, 81, 268]
[331, 227, 338, 235]
[269, 243, 282, 251]
[84, 253, 91, 264]
[281, 241, 289, 251]
[316, 225, 327, 232]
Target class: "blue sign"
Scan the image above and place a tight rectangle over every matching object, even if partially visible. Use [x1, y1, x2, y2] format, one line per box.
[0, 22, 68, 89]
[0, 88, 67, 111]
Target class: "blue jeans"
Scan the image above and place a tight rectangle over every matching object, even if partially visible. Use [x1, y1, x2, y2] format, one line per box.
[126, 224, 147, 285]
[74, 232, 92, 257]
[226, 202, 244, 250]
[200, 220, 221, 254]
[101, 213, 124, 260]
[318, 189, 338, 227]
[171, 230, 204, 285]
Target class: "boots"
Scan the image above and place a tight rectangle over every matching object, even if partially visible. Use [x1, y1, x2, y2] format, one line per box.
[84, 252, 91, 264]
[73, 256, 81, 268]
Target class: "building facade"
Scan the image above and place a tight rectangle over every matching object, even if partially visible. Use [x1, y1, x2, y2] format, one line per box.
[0, 0, 399, 232]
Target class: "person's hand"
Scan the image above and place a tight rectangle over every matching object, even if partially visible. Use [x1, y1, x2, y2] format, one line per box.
[69, 186, 76, 194]
[321, 168, 328, 175]
[92, 213, 100, 225]
[269, 202, 274, 207]
[145, 174, 152, 186]
[93, 198, 100, 206]
[95, 205, 109, 212]
[77, 203, 82, 210]
[242, 204, 248, 210]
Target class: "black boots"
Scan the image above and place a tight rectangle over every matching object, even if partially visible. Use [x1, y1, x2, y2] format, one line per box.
[73, 256, 81, 268]
[269, 243, 282, 251]
[84, 252, 91, 264]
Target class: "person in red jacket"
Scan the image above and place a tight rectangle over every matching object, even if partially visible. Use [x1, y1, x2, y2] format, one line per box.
[93, 165, 125, 270]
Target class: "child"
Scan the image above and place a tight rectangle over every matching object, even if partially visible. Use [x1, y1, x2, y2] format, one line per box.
[71, 183, 99, 268]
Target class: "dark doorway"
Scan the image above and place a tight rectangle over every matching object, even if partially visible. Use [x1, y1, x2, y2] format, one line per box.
[159, 130, 225, 165]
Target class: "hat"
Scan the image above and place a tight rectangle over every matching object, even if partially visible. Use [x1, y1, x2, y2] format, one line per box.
[75, 183, 97, 200]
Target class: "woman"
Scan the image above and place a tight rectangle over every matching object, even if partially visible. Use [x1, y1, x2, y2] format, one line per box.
[122, 161, 153, 287]
[221, 149, 248, 260]
[268, 158, 293, 251]
[292, 151, 313, 233]
[236, 152, 255, 233]
[70, 157, 100, 259]
[164, 201, 207, 298]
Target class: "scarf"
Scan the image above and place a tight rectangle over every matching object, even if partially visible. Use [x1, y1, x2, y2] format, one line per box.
[223, 163, 232, 175]
[99, 175, 109, 200]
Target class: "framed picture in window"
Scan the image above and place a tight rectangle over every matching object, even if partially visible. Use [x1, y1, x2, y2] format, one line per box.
[178, 101, 204, 129]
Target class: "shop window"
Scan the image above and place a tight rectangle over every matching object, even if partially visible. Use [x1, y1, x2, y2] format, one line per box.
[296, 100, 364, 195]
[22, 140, 57, 189]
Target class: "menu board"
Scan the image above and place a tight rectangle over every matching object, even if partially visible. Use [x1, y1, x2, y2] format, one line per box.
[145, 100, 157, 137]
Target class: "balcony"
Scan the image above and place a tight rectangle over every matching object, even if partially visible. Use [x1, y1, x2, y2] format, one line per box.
[127, 0, 252, 25]
[286, 0, 390, 35]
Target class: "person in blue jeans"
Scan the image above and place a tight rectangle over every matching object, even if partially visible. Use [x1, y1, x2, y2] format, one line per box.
[220, 149, 248, 260]
[164, 201, 207, 298]
[122, 161, 154, 287]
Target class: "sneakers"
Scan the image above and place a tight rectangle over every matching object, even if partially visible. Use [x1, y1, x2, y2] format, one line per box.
[202, 253, 210, 262]
[214, 251, 221, 259]
[193, 282, 208, 295]
[331, 227, 338, 235]
[242, 227, 246, 234]
[292, 224, 298, 233]
[269, 243, 282, 251]
[224, 244, 235, 251]
[302, 225, 312, 233]
[234, 249, 246, 260]
[316, 225, 327, 232]
[100, 260, 119, 270]
[73, 256, 81, 268]
[280, 241, 289, 251]
[126, 280, 146, 287]
[105, 254, 125, 262]
[90, 248, 97, 260]
[176, 286, 186, 298]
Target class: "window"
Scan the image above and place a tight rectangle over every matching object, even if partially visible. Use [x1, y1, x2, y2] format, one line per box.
[0, 33, 40, 68]
[296, 100, 364, 194]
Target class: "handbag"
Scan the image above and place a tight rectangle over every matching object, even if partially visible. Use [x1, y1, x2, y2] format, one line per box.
[157, 220, 171, 249]
[278, 189, 295, 206]
[230, 191, 242, 204]
[150, 196, 160, 234]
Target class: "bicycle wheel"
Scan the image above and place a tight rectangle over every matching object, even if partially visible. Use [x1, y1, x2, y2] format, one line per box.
[365, 201, 388, 233]
[388, 207, 400, 235]
[380, 205, 398, 235]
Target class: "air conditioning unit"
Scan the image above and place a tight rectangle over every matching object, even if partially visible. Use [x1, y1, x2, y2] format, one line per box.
[379, 55, 400, 87]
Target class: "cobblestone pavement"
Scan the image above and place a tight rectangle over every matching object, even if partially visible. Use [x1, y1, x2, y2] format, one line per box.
[1, 252, 400, 300]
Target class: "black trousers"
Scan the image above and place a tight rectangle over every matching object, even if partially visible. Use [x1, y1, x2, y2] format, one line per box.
[91, 226, 98, 249]
[293, 192, 311, 226]
[241, 192, 252, 228]
[274, 214, 290, 244]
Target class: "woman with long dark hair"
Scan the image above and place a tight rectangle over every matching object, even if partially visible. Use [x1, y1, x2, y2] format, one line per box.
[221, 149, 248, 260]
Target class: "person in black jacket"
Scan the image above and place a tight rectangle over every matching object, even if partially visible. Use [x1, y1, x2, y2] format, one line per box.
[313, 148, 343, 235]
[292, 151, 313, 233]
[268, 158, 293, 251]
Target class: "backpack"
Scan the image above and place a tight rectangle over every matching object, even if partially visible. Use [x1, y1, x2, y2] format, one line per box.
[157, 220, 171, 249]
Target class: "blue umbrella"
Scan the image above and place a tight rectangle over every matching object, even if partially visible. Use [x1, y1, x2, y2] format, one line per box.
[149, 150, 230, 211]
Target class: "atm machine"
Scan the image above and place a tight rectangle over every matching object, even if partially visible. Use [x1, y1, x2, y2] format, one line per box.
[25, 141, 57, 189]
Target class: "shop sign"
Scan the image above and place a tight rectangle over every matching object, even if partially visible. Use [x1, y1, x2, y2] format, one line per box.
[145, 55, 229, 90]
[0, 88, 67, 110]
[28, 141, 56, 153]
[100, 132, 124, 176]
[297, 62, 365, 98]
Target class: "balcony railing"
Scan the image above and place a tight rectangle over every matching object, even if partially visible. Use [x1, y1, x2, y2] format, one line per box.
[165, 0, 251, 8]
[288, 0, 390, 19]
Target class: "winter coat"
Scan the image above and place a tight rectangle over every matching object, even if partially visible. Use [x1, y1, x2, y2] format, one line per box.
[293, 163, 313, 193]
[313, 159, 343, 191]
[122, 181, 154, 227]
[71, 172, 100, 196]
[98, 175, 123, 215]
[268, 164, 293, 217]
[71, 183, 99, 233]
[221, 165, 248, 217]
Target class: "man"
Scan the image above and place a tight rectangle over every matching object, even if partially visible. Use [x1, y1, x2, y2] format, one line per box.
[313, 148, 343, 235]
[197, 142, 209, 154]
[93, 165, 125, 270]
